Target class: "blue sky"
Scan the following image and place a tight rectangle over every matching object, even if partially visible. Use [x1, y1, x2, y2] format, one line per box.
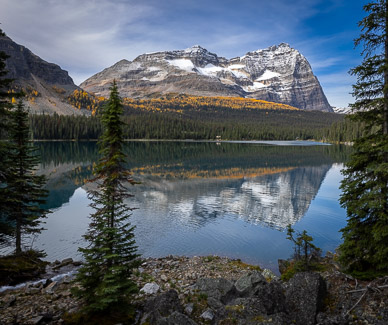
[1, 0, 367, 107]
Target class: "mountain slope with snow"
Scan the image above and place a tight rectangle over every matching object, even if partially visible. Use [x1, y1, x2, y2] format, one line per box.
[81, 43, 332, 112]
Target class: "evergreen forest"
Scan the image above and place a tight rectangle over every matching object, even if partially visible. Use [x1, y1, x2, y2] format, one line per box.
[28, 94, 365, 142]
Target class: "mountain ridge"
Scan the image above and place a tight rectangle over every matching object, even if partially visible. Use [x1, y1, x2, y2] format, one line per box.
[81, 43, 333, 112]
[0, 34, 84, 115]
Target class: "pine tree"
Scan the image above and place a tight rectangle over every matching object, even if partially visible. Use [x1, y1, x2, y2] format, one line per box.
[6, 100, 49, 254]
[339, 1, 388, 274]
[74, 81, 139, 314]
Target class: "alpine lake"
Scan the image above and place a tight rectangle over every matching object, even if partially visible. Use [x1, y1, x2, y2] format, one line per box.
[23, 141, 352, 273]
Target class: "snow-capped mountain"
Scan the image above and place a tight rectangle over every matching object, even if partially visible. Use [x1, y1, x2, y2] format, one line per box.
[332, 106, 351, 114]
[81, 43, 332, 112]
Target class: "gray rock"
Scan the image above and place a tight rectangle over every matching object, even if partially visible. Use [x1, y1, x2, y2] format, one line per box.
[61, 258, 73, 265]
[207, 297, 224, 310]
[285, 272, 326, 325]
[262, 268, 278, 281]
[235, 271, 266, 296]
[28, 316, 44, 324]
[196, 278, 236, 303]
[184, 303, 194, 315]
[140, 282, 160, 295]
[161, 274, 168, 282]
[45, 281, 59, 294]
[253, 280, 286, 314]
[200, 308, 214, 321]
[142, 290, 183, 324]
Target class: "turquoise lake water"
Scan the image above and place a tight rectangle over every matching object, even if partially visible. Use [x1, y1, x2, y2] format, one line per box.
[22, 141, 350, 273]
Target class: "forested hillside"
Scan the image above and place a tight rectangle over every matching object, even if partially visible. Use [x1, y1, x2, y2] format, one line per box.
[27, 93, 363, 142]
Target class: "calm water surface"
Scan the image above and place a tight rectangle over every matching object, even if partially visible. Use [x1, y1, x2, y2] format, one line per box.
[29, 141, 351, 272]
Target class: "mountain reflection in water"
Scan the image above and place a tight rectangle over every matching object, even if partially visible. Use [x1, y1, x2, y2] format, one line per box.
[23, 141, 350, 268]
[130, 164, 331, 230]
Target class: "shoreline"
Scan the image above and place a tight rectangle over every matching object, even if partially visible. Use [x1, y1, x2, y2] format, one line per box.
[1, 255, 387, 324]
[29, 138, 338, 145]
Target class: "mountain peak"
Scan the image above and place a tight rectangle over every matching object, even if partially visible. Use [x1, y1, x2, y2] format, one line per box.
[81, 44, 332, 112]
[256, 43, 293, 53]
[0, 34, 81, 114]
[186, 44, 204, 50]
[184, 45, 210, 54]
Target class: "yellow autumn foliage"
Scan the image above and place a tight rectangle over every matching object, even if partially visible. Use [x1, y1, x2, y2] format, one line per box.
[67, 91, 298, 115]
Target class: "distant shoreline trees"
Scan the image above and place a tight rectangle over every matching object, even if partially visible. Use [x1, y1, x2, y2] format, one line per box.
[27, 108, 360, 143]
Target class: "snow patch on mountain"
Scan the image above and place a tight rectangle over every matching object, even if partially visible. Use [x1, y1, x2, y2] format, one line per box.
[332, 106, 351, 114]
[167, 59, 195, 73]
[197, 64, 224, 77]
[149, 70, 169, 81]
[242, 82, 267, 92]
[147, 66, 161, 72]
[257, 70, 281, 81]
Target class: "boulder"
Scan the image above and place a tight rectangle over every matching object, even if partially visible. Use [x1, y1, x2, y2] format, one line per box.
[235, 271, 266, 296]
[140, 282, 160, 295]
[196, 278, 235, 304]
[61, 258, 73, 265]
[285, 272, 326, 325]
[262, 268, 278, 281]
[45, 281, 59, 294]
[200, 308, 215, 321]
[253, 280, 286, 314]
[141, 290, 183, 324]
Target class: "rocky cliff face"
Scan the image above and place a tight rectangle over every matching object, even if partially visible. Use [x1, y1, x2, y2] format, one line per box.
[0, 35, 82, 114]
[81, 43, 332, 112]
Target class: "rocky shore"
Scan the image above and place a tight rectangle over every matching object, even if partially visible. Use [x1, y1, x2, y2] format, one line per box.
[0, 255, 387, 324]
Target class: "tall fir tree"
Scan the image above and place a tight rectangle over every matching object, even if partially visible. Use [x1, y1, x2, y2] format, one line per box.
[74, 81, 139, 314]
[6, 100, 49, 254]
[339, 0, 388, 274]
[0, 27, 15, 243]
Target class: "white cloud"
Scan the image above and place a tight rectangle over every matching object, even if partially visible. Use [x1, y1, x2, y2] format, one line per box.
[1, 0, 159, 83]
[0, 0, 358, 107]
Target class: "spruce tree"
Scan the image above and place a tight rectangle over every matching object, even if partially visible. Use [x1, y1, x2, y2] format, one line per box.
[6, 100, 48, 254]
[74, 81, 139, 314]
[339, 1, 388, 274]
